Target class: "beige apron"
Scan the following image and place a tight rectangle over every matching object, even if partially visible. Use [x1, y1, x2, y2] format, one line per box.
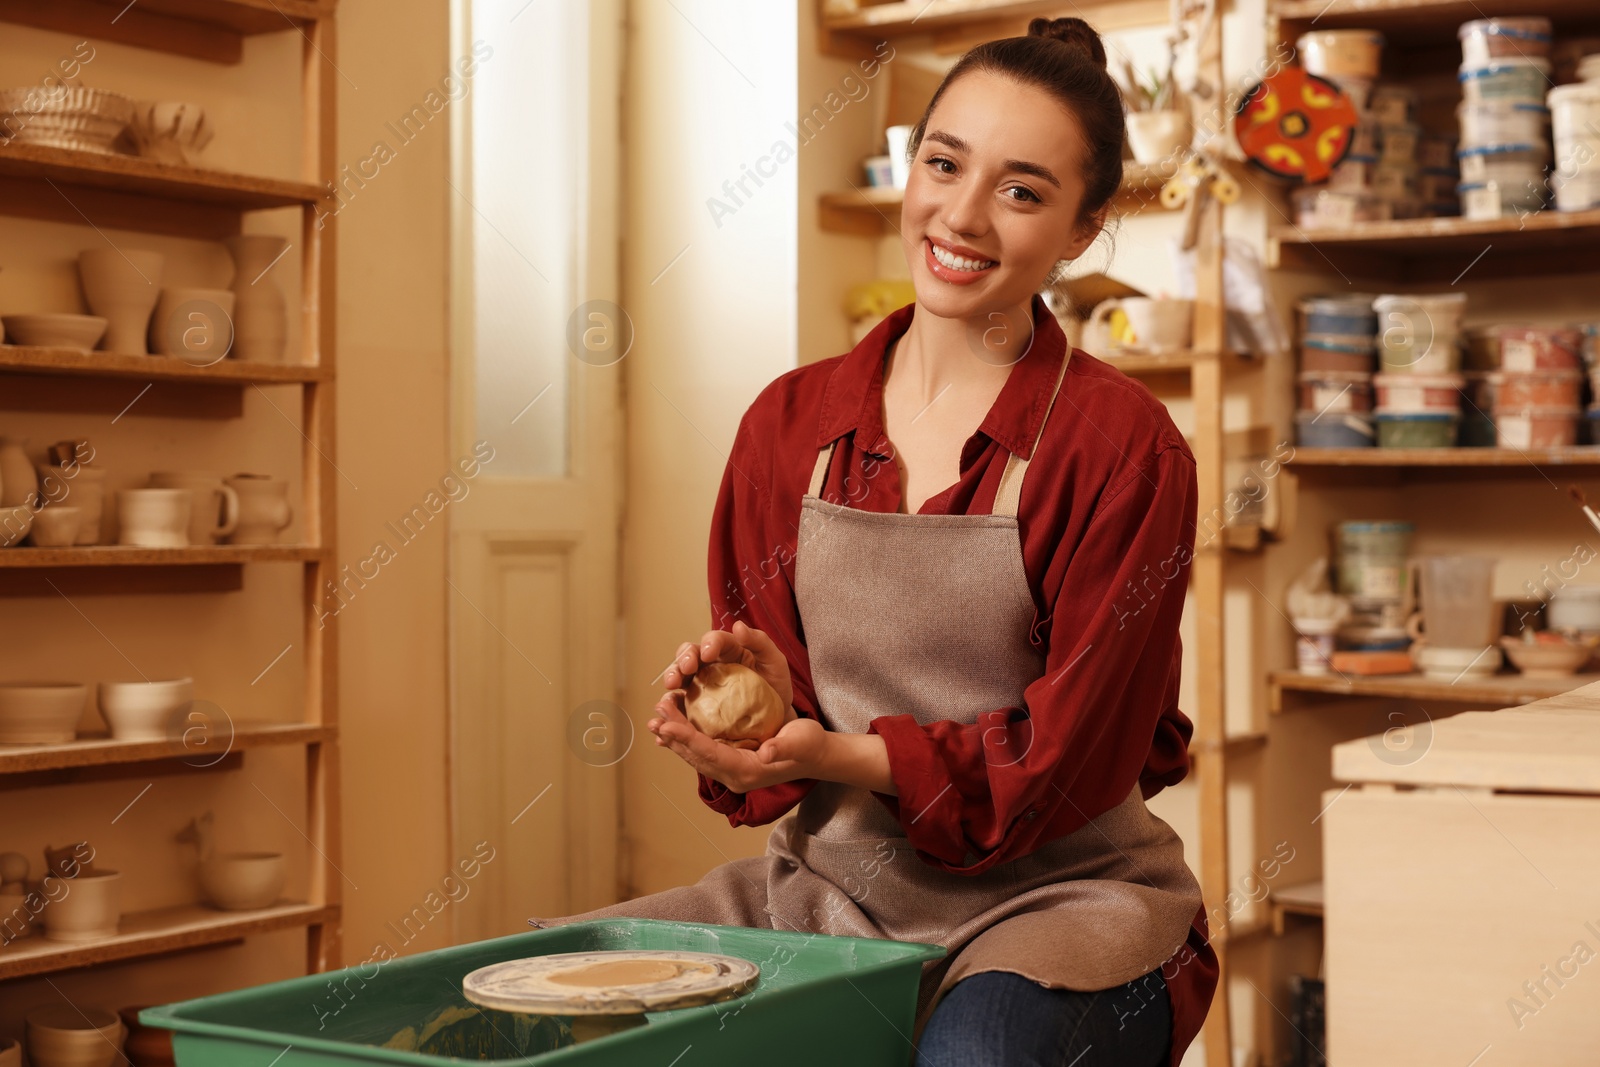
[534, 349, 1201, 1046]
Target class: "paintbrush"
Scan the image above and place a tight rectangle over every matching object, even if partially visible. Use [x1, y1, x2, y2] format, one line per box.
[1569, 485, 1600, 537]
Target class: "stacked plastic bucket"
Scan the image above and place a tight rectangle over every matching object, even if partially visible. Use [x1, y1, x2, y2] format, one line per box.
[1456, 18, 1554, 220]
[1372, 292, 1468, 447]
[1295, 294, 1379, 447]
[1550, 73, 1600, 211]
[1464, 325, 1585, 446]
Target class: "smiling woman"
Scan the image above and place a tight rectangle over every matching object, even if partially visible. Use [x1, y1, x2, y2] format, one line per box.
[532, 17, 1215, 1067]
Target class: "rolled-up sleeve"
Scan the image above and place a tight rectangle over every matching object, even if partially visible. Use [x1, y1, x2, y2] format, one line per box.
[866, 444, 1198, 874]
[695, 408, 820, 826]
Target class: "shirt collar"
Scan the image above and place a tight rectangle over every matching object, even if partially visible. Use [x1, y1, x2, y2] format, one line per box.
[815, 292, 1069, 461]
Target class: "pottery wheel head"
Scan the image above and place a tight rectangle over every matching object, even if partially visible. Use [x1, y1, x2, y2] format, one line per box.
[462, 950, 760, 1016]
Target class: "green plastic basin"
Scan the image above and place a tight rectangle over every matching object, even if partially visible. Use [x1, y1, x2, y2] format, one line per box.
[141, 919, 945, 1067]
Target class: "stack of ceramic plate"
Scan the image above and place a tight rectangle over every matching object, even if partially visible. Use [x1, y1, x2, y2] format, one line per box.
[0, 86, 134, 153]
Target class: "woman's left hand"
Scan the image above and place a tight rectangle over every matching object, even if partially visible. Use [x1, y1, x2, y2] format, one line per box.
[649, 689, 830, 793]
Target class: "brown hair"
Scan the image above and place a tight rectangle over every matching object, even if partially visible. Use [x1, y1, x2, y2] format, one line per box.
[906, 17, 1125, 226]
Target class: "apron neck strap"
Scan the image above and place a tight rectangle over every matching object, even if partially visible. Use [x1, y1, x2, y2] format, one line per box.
[805, 347, 1073, 512]
[992, 347, 1072, 518]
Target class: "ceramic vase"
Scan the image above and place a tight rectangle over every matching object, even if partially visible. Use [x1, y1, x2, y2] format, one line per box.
[147, 471, 239, 545]
[224, 235, 289, 362]
[116, 488, 191, 548]
[0, 439, 36, 508]
[78, 248, 164, 354]
[225, 474, 293, 544]
[151, 287, 235, 365]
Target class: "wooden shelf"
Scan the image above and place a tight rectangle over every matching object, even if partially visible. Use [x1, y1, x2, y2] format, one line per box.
[0, 722, 333, 777]
[1270, 209, 1600, 283]
[0, 142, 326, 239]
[0, 346, 326, 384]
[819, 0, 1171, 54]
[1269, 881, 1324, 935]
[818, 163, 1178, 235]
[0, 546, 321, 568]
[1269, 670, 1600, 713]
[1273, 0, 1600, 41]
[0, 0, 332, 65]
[1286, 447, 1600, 472]
[0, 902, 337, 980]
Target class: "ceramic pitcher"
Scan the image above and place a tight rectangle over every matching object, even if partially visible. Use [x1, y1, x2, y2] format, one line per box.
[147, 471, 239, 545]
[225, 474, 293, 544]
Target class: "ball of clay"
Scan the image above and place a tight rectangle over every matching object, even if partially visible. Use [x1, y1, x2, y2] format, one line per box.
[682, 662, 787, 750]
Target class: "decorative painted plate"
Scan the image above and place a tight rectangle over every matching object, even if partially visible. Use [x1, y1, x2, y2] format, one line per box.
[1234, 67, 1359, 183]
[462, 949, 761, 1016]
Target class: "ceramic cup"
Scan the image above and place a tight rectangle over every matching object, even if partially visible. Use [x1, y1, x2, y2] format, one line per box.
[1087, 297, 1195, 355]
[225, 474, 293, 545]
[147, 471, 239, 545]
[25, 1004, 124, 1067]
[116, 488, 191, 548]
[27, 505, 81, 548]
[39, 464, 107, 545]
[150, 287, 234, 365]
[78, 248, 164, 355]
[39, 869, 122, 943]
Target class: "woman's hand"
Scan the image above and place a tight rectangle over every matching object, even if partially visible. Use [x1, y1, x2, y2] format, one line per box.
[661, 620, 793, 707]
[649, 688, 829, 793]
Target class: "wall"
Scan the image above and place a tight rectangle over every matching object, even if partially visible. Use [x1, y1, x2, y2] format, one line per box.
[0, 0, 455, 1035]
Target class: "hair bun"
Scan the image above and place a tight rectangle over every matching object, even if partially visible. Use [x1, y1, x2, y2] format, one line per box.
[1026, 16, 1107, 70]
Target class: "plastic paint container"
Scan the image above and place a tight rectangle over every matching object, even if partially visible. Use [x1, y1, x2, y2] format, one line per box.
[1489, 370, 1583, 409]
[1458, 18, 1553, 66]
[1371, 85, 1420, 126]
[1375, 291, 1467, 340]
[1457, 143, 1549, 186]
[1298, 30, 1385, 79]
[1300, 298, 1380, 337]
[1494, 406, 1580, 448]
[1375, 411, 1460, 448]
[1299, 371, 1375, 413]
[1461, 409, 1499, 446]
[1371, 372, 1464, 413]
[1304, 330, 1379, 353]
[1459, 58, 1553, 104]
[1459, 178, 1546, 219]
[1485, 325, 1583, 372]
[1293, 618, 1339, 674]
[1336, 520, 1414, 599]
[1548, 81, 1600, 141]
[1378, 123, 1421, 164]
[1379, 341, 1463, 374]
[1552, 168, 1600, 212]
[1330, 155, 1379, 191]
[1295, 187, 1391, 228]
[1296, 410, 1375, 448]
[1457, 101, 1549, 148]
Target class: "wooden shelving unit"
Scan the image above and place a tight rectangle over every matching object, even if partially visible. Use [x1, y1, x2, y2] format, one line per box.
[0, 0, 341, 990]
[1269, 670, 1600, 713]
[818, 0, 1173, 55]
[1287, 447, 1600, 468]
[1268, 881, 1324, 935]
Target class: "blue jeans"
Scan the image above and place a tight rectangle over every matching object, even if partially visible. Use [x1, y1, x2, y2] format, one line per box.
[914, 967, 1171, 1067]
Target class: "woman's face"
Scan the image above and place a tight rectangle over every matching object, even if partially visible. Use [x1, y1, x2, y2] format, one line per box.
[901, 70, 1104, 322]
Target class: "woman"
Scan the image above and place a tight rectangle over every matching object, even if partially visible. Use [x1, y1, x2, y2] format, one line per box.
[535, 17, 1218, 1066]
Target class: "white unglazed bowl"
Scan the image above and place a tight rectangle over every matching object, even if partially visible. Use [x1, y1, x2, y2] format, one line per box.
[199, 852, 285, 910]
[0, 313, 108, 352]
[24, 1003, 123, 1067]
[0, 682, 86, 744]
[97, 678, 193, 742]
[40, 870, 121, 943]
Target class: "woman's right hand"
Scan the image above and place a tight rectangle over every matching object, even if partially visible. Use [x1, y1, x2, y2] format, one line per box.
[661, 619, 794, 708]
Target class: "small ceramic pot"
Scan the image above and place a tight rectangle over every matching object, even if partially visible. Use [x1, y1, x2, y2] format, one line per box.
[116, 488, 191, 548]
[150, 287, 234, 365]
[98, 678, 194, 742]
[0, 682, 86, 744]
[147, 471, 238, 545]
[38, 464, 106, 545]
[78, 248, 164, 354]
[1126, 109, 1193, 165]
[40, 869, 122, 942]
[199, 852, 285, 910]
[119, 1006, 176, 1067]
[28, 506, 81, 548]
[25, 1003, 124, 1067]
[225, 474, 293, 544]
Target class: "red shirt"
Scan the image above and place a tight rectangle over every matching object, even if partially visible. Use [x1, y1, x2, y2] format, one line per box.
[697, 296, 1216, 1061]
